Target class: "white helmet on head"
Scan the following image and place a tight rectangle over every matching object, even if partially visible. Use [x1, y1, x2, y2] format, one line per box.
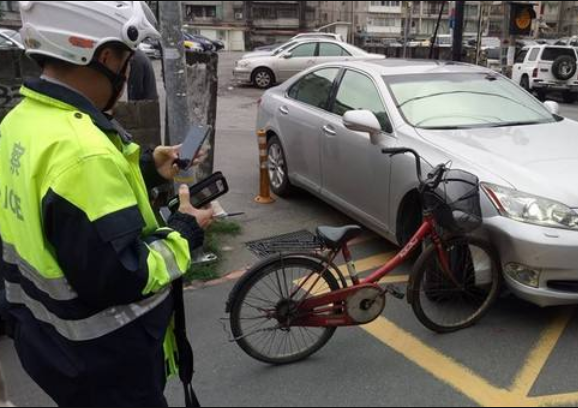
[19, 1, 161, 66]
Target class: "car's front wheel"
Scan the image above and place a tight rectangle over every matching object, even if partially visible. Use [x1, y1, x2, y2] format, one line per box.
[252, 68, 275, 89]
[267, 135, 293, 197]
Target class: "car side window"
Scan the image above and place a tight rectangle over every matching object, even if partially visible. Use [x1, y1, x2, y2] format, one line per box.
[332, 70, 391, 132]
[290, 43, 317, 58]
[515, 49, 528, 64]
[528, 48, 540, 62]
[288, 68, 340, 110]
[319, 43, 351, 57]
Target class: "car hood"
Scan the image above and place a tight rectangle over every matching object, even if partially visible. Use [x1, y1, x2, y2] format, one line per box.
[416, 119, 578, 207]
[362, 54, 387, 60]
[242, 51, 275, 59]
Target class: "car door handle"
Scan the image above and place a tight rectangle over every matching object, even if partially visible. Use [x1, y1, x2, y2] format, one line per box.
[323, 125, 337, 136]
[279, 106, 289, 115]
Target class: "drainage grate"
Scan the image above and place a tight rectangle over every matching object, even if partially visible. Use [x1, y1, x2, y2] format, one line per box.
[246, 230, 323, 258]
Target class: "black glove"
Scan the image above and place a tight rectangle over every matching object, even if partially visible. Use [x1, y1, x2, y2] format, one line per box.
[168, 212, 206, 256]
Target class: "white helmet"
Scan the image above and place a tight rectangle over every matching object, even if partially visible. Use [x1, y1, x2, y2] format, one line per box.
[19, 1, 161, 66]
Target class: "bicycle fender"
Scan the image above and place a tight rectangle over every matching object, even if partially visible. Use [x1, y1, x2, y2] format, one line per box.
[225, 253, 348, 314]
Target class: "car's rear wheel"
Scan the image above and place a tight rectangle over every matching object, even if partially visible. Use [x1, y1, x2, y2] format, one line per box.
[252, 68, 275, 89]
[520, 76, 530, 92]
[268, 135, 294, 197]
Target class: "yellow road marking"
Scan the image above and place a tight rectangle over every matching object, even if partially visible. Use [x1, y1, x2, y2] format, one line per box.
[337, 252, 397, 277]
[511, 307, 576, 396]
[361, 309, 577, 407]
[530, 392, 578, 407]
[362, 317, 529, 407]
[379, 275, 409, 285]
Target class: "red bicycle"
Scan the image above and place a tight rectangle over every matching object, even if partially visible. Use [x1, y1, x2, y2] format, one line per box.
[227, 148, 501, 365]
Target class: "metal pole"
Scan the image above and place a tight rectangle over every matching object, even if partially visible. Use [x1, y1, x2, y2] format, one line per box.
[475, 1, 484, 65]
[430, 1, 446, 59]
[159, 1, 189, 146]
[452, 0, 465, 62]
[403, 2, 410, 58]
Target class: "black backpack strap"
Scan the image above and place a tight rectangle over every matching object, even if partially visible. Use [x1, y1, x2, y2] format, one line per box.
[173, 278, 201, 408]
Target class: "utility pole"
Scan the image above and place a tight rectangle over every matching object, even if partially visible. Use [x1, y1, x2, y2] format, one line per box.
[452, 0, 465, 62]
[245, 1, 253, 52]
[475, 1, 485, 65]
[159, 2, 189, 146]
[501, 2, 516, 78]
[534, 1, 543, 39]
[403, 2, 413, 58]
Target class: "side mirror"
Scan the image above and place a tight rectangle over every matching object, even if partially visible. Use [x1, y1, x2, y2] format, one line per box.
[283, 53, 293, 59]
[343, 110, 385, 145]
[544, 101, 560, 115]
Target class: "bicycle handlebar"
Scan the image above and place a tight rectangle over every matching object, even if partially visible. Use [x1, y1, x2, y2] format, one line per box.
[381, 147, 446, 192]
[382, 148, 423, 184]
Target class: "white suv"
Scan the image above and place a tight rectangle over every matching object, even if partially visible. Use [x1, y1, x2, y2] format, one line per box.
[513, 45, 578, 103]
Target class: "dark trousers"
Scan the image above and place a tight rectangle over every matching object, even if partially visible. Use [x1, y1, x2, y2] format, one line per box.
[11, 300, 172, 407]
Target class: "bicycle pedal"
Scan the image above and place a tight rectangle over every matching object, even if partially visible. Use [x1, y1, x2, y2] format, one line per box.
[386, 285, 405, 300]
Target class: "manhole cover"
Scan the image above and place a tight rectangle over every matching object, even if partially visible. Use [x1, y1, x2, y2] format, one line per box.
[246, 230, 323, 258]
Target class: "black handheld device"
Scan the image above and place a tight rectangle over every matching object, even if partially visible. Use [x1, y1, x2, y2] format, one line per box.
[175, 125, 212, 170]
[168, 172, 229, 212]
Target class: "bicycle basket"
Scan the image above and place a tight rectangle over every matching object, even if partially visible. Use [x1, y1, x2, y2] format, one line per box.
[423, 169, 482, 234]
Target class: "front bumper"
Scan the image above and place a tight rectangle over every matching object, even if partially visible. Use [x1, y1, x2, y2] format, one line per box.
[233, 67, 252, 83]
[486, 216, 578, 307]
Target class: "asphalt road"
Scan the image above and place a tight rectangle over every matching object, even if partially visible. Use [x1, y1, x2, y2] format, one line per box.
[2, 53, 578, 407]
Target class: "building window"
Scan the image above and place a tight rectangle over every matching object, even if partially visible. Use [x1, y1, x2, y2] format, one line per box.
[0, 1, 17, 12]
[253, 6, 297, 20]
[426, 2, 445, 15]
[368, 16, 401, 27]
[370, 1, 401, 7]
[184, 5, 217, 21]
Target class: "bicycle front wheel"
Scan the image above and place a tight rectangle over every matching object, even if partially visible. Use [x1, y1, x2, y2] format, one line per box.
[409, 236, 501, 333]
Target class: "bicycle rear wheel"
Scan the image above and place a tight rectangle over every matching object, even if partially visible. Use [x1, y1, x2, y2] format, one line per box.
[229, 257, 340, 365]
[409, 236, 501, 333]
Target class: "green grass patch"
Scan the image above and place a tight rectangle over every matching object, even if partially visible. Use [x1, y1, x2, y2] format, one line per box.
[184, 219, 242, 283]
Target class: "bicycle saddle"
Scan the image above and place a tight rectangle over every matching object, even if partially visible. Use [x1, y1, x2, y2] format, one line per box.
[316, 226, 363, 250]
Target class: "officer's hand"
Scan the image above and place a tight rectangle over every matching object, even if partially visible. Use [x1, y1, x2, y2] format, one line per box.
[153, 145, 181, 180]
[178, 185, 214, 230]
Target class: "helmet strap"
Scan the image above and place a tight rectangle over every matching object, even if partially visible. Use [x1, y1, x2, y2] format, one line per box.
[88, 51, 134, 112]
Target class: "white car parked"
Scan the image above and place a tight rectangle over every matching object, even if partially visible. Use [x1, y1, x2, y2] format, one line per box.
[234, 39, 384, 89]
[512, 45, 578, 103]
[292, 32, 345, 43]
[257, 59, 578, 308]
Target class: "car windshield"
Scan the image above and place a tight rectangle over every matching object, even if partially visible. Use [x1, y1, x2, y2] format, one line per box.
[386, 73, 557, 129]
[0, 30, 22, 48]
[273, 42, 296, 55]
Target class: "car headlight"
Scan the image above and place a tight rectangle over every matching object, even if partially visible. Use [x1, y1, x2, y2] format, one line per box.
[482, 183, 578, 230]
[236, 60, 251, 68]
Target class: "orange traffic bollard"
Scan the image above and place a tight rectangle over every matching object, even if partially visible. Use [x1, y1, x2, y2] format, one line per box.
[255, 129, 275, 204]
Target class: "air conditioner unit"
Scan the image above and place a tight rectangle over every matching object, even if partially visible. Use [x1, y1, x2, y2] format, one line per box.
[235, 12, 244, 20]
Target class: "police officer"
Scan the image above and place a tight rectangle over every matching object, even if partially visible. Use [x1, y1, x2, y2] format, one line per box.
[0, 2, 213, 406]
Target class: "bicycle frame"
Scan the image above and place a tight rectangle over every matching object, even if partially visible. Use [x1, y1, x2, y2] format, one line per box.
[289, 212, 452, 328]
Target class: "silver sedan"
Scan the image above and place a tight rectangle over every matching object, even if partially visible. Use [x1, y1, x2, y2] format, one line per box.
[257, 59, 578, 308]
[234, 39, 384, 89]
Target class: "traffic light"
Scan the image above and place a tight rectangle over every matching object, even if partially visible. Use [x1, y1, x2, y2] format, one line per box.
[509, 2, 537, 36]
